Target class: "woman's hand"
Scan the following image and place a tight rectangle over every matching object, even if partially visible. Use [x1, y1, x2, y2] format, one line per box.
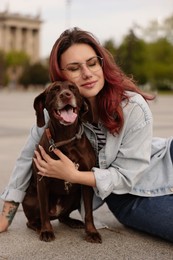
[33, 145, 79, 183]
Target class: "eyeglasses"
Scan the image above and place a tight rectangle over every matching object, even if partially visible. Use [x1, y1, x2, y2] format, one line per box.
[60, 56, 103, 78]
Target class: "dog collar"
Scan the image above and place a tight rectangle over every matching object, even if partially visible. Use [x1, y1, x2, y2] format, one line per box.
[46, 124, 84, 152]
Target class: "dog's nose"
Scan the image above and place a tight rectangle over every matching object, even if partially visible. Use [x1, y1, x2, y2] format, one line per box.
[59, 90, 72, 100]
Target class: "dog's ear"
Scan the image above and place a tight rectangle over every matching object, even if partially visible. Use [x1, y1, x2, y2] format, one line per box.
[33, 91, 46, 127]
[80, 99, 93, 122]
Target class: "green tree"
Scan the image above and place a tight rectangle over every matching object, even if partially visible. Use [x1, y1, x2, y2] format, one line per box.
[162, 15, 173, 44]
[146, 37, 173, 90]
[19, 62, 49, 87]
[103, 39, 117, 58]
[5, 51, 29, 67]
[5, 51, 30, 87]
[116, 30, 148, 85]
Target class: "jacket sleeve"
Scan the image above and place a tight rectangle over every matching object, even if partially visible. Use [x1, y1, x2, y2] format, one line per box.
[0, 110, 49, 203]
[92, 100, 153, 200]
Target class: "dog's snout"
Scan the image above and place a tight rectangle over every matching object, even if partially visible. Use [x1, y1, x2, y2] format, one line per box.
[59, 90, 72, 100]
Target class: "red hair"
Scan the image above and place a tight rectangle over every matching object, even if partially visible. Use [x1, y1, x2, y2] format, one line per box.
[49, 27, 154, 135]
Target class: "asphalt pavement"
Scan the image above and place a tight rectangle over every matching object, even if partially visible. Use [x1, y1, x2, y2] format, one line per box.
[0, 88, 173, 260]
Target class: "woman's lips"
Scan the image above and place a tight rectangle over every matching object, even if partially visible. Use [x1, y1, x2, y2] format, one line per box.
[81, 81, 97, 88]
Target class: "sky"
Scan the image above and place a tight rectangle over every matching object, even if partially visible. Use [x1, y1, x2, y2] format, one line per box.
[0, 0, 172, 59]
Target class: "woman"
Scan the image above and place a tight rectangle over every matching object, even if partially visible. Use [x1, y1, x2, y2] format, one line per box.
[1, 27, 173, 242]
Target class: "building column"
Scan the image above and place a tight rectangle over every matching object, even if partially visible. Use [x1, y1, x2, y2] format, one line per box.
[25, 28, 32, 59]
[3, 25, 10, 52]
[15, 27, 22, 51]
[32, 29, 40, 62]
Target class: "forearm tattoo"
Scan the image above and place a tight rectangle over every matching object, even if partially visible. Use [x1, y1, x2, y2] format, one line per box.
[2, 201, 19, 225]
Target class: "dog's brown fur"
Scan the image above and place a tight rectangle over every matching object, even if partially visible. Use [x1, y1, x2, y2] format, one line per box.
[22, 81, 102, 243]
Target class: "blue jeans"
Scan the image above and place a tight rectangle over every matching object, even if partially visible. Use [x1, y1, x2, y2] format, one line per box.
[105, 193, 173, 242]
[105, 140, 173, 243]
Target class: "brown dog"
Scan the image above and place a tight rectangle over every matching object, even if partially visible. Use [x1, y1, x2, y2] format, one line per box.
[22, 81, 102, 243]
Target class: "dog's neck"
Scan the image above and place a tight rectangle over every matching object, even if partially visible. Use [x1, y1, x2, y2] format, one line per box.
[46, 119, 84, 151]
[49, 119, 80, 140]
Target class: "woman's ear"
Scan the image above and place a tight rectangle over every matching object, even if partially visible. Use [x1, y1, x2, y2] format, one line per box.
[33, 92, 46, 127]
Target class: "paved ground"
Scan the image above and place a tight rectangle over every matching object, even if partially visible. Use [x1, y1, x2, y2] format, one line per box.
[0, 89, 173, 260]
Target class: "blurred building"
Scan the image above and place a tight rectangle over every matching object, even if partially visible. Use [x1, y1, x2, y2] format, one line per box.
[0, 10, 42, 63]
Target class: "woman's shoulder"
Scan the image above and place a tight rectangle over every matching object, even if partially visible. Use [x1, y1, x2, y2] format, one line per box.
[123, 91, 151, 110]
[122, 91, 153, 124]
[125, 91, 148, 104]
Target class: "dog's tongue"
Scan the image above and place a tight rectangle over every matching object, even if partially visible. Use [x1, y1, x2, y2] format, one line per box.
[60, 107, 77, 123]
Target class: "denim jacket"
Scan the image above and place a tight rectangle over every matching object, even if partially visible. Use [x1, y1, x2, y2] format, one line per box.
[1, 92, 173, 208]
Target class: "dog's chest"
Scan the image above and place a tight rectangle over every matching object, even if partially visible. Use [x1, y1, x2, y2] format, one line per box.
[49, 202, 64, 217]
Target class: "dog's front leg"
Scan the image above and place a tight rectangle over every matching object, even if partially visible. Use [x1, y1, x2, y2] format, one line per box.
[37, 177, 55, 242]
[82, 186, 102, 243]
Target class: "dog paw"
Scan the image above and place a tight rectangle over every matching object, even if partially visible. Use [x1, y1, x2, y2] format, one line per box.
[85, 231, 102, 243]
[39, 230, 55, 242]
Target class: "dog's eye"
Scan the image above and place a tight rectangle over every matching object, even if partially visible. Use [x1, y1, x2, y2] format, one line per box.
[69, 84, 76, 91]
[52, 85, 61, 92]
